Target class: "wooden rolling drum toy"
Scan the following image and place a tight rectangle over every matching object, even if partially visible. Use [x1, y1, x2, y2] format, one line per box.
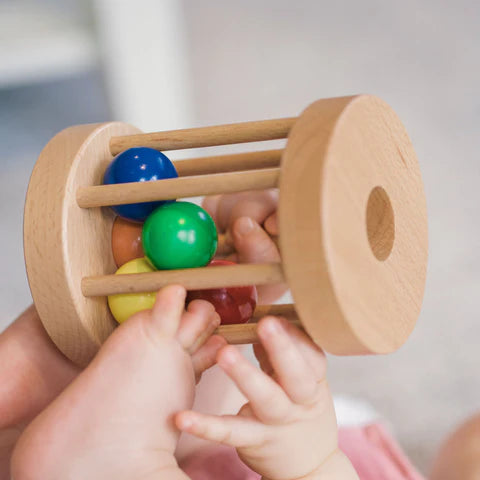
[24, 95, 428, 367]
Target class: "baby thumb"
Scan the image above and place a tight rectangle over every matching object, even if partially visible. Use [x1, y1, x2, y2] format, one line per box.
[232, 217, 280, 265]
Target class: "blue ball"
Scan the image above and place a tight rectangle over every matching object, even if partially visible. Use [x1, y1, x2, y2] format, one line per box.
[103, 147, 178, 222]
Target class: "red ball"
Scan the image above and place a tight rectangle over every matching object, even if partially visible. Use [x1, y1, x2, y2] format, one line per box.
[186, 259, 257, 325]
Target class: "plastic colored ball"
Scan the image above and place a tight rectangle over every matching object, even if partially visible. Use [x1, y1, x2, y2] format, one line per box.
[142, 202, 217, 270]
[111, 217, 144, 267]
[107, 258, 157, 324]
[186, 259, 257, 325]
[103, 147, 178, 222]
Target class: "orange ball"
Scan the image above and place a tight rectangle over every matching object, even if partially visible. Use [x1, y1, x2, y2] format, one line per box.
[111, 217, 144, 267]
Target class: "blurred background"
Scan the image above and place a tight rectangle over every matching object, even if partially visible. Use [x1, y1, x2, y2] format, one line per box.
[0, 0, 479, 474]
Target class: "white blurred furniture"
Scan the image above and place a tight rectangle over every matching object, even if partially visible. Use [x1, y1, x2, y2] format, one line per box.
[93, 0, 194, 131]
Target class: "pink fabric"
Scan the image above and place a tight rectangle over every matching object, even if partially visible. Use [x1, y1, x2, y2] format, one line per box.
[338, 424, 424, 480]
[180, 423, 425, 480]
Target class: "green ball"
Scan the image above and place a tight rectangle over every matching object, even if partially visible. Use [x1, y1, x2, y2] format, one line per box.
[142, 202, 218, 270]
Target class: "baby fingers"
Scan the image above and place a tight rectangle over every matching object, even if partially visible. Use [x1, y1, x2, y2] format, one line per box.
[175, 410, 266, 448]
[277, 316, 327, 381]
[216, 345, 292, 424]
[257, 316, 326, 406]
[149, 285, 186, 338]
[191, 335, 227, 382]
[176, 300, 220, 354]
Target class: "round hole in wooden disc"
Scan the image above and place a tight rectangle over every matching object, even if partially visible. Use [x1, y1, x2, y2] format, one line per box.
[366, 186, 395, 261]
[279, 95, 428, 355]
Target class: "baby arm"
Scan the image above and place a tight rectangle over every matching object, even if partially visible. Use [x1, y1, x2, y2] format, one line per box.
[175, 190, 287, 462]
[176, 315, 359, 480]
[11, 286, 226, 480]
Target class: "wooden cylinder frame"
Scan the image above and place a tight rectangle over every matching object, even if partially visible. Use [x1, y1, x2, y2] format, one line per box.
[24, 95, 428, 366]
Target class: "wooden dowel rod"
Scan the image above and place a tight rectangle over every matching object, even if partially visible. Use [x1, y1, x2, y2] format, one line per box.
[77, 168, 280, 209]
[82, 263, 285, 297]
[173, 149, 283, 176]
[217, 231, 279, 256]
[109, 118, 297, 155]
[215, 305, 301, 344]
[216, 319, 303, 344]
[215, 323, 261, 344]
[250, 303, 297, 322]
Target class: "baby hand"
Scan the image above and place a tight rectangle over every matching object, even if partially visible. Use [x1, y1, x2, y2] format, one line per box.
[203, 190, 285, 304]
[12, 285, 226, 480]
[175, 316, 357, 480]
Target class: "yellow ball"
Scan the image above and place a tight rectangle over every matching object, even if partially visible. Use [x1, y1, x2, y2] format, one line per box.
[108, 258, 157, 324]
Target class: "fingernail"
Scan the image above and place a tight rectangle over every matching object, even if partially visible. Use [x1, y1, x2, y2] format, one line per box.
[219, 347, 237, 367]
[209, 314, 221, 330]
[261, 318, 281, 336]
[234, 217, 255, 237]
[176, 286, 186, 299]
[180, 416, 193, 430]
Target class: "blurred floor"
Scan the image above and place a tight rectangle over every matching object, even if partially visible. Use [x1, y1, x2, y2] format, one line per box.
[1, 0, 480, 474]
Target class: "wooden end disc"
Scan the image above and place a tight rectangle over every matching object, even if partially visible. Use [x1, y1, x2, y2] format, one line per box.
[279, 95, 428, 355]
[24, 122, 142, 366]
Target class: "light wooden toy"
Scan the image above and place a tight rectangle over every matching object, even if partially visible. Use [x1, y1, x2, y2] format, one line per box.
[24, 95, 428, 367]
